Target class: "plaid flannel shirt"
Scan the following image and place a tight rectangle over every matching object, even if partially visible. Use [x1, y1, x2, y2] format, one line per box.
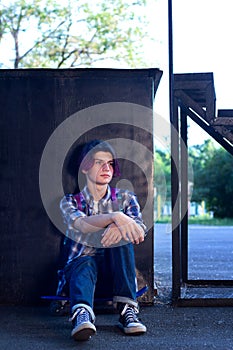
[57, 185, 147, 296]
[60, 185, 147, 264]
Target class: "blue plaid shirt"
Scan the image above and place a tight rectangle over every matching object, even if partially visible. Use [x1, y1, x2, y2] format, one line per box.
[60, 185, 147, 263]
[57, 185, 147, 295]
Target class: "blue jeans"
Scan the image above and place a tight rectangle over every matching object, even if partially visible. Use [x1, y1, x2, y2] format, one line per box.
[64, 243, 137, 313]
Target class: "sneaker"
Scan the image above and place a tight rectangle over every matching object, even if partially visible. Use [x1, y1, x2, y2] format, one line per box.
[70, 307, 96, 341]
[118, 304, 147, 335]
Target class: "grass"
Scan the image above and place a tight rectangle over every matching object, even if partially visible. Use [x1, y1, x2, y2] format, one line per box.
[156, 215, 233, 226]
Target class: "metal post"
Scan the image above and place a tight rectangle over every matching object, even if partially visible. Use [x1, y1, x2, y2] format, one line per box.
[168, 0, 181, 302]
[168, 0, 174, 122]
[171, 98, 181, 302]
[180, 109, 188, 282]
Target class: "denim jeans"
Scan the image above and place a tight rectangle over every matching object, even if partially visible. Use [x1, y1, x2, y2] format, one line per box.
[64, 243, 137, 312]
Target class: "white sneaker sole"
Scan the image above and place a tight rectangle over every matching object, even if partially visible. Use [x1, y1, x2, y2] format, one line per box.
[118, 322, 147, 335]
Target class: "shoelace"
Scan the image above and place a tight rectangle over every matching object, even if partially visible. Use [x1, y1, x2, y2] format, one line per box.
[70, 307, 90, 323]
[121, 304, 139, 323]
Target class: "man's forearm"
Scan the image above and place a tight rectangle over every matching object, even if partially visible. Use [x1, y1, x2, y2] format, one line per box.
[73, 212, 145, 246]
[73, 213, 115, 233]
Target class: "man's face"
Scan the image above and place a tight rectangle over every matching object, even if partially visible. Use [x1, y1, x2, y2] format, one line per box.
[82, 151, 114, 186]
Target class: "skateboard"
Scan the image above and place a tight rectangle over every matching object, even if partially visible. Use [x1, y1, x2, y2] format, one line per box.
[41, 285, 149, 315]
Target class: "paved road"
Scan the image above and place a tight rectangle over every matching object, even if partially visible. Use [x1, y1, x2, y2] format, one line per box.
[1, 304, 233, 350]
[0, 224, 232, 350]
[154, 224, 233, 301]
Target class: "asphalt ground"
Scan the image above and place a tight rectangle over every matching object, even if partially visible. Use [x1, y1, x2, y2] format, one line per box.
[0, 304, 232, 350]
[1, 224, 233, 349]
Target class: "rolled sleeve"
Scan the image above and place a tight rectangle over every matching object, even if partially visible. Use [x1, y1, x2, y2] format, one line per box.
[60, 194, 86, 230]
[124, 192, 147, 235]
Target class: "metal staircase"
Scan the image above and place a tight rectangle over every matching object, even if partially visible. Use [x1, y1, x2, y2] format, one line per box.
[174, 72, 233, 155]
[211, 109, 233, 146]
[171, 72, 233, 306]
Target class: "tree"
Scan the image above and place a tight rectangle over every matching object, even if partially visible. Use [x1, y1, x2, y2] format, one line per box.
[189, 140, 233, 218]
[189, 140, 216, 202]
[202, 148, 233, 218]
[154, 148, 171, 207]
[0, 0, 151, 69]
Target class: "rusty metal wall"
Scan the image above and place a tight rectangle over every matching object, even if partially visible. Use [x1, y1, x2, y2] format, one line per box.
[0, 68, 162, 304]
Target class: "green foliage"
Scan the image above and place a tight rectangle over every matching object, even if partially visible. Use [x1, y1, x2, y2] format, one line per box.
[155, 139, 233, 218]
[188, 216, 233, 226]
[154, 148, 171, 201]
[189, 140, 233, 218]
[0, 0, 151, 68]
[157, 215, 233, 226]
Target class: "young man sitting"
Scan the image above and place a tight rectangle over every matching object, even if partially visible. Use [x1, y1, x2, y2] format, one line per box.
[59, 139, 147, 341]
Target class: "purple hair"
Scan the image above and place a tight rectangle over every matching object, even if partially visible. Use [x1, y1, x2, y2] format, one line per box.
[80, 140, 120, 177]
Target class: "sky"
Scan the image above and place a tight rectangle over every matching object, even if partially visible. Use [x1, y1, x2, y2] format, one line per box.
[1, 0, 233, 146]
[151, 0, 233, 146]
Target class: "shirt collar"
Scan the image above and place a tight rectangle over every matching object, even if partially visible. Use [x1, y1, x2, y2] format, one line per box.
[82, 185, 111, 205]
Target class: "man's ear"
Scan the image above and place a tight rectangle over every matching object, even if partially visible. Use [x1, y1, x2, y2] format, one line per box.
[81, 168, 88, 175]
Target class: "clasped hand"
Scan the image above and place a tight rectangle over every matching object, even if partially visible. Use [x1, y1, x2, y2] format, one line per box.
[101, 212, 144, 247]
